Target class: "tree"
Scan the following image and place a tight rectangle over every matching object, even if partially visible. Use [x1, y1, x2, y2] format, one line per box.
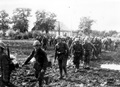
[79, 17, 94, 35]
[0, 10, 10, 32]
[5, 29, 16, 39]
[33, 10, 56, 33]
[108, 30, 118, 36]
[12, 8, 31, 33]
[91, 30, 101, 37]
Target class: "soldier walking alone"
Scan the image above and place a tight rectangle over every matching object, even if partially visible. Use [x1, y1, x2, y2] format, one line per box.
[54, 36, 69, 79]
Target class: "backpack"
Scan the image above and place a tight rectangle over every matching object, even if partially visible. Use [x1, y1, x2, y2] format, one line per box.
[73, 43, 83, 54]
[56, 42, 67, 54]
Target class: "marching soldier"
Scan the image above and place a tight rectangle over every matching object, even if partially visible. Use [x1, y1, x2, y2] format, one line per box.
[83, 37, 96, 68]
[67, 38, 73, 47]
[23, 40, 48, 87]
[42, 35, 48, 50]
[92, 37, 102, 59]
[70, 38, 84, 72]
[114, 40, 119, 51]
[0, 41, 15, 87]
[54, 36, 69, 79]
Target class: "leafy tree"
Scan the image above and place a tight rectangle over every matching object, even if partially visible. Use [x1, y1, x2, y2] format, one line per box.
[12, 8, 31, 33]
[33, 10, 56, 33]
[79, 17, 94, 35]
[0, 10, 10, 32]
[5, 29, 16, 38]
[108, 30, 118, 36]
[91, 30, 101, 37]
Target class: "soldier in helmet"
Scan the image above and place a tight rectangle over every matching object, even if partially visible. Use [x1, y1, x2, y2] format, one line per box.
[0, 40, 15, 87]
[42, 35, 48, 50]
[23, 40, 48, 87]
[70, 38, 84, 72]
[83, 37, 96, 68]
[92, 37, 102, 59]
[54, 36, 69, 79]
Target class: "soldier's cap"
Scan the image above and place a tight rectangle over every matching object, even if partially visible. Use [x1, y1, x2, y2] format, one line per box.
[0, 40, 6, 49]
[33, 40, 41, 46]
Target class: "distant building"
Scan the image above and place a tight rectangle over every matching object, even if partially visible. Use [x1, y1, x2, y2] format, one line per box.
[49, 30, 75, 36]
[31, 21, 79, 37]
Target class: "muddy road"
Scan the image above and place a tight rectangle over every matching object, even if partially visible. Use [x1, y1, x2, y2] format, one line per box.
[9, 46, 120, 87]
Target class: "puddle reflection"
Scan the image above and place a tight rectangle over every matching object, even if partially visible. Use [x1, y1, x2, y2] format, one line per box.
[101, 64, 120, 70]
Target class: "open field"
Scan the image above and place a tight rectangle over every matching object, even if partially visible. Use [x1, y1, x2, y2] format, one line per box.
[2, 40, 54, 55]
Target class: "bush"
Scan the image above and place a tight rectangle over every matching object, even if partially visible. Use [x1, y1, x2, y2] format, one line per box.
[26, 32, 33, 38]
[32, 30, 41, 38]
[5, 29, 16, 38]
[14, 33, 23, 40]
[22, 33, 29, 39]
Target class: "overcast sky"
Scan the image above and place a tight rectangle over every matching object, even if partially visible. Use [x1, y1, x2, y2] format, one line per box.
[0, 0, 120, 32]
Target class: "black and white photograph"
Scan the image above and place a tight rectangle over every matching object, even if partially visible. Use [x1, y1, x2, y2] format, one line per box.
[0, 0, 120, 87]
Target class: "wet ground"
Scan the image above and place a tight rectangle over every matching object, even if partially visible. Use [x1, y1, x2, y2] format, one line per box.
[8, 47, 120, 87]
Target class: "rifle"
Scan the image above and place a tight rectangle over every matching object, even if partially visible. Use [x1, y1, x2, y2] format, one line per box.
[6, 44, 10, 59]
[6, 44, 16, 72]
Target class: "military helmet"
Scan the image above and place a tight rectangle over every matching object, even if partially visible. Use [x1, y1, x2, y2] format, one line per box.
[0, 40, 6, 49]
[33, 40, 40, 46]
[55, 35, 61, 39]
[74, 38, 79, 42]
[84, 36, 90, 43]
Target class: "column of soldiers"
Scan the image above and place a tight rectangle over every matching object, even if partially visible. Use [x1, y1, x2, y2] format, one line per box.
[36, 35, 57, 50]
[0, 35, 113, 87]
[54, 36, 100, 74]
[101, 37, 120, 51]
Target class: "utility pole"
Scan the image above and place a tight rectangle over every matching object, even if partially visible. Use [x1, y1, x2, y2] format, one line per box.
[58, 21, 60, 35]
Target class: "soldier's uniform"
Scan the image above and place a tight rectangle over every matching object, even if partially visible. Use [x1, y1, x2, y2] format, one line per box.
[42, 36, 48, 50]
[70, 38, 84, 71]
[0, 41, 14, 87]
[23, 40, 48, 87]
[104, 38, 110, 50]
[83, 37, 96, 68]
[114, 41, 119, 51]
[92, 37, 102, 59]
[55, 36, 69, 79]
[68, 38, 73, 47]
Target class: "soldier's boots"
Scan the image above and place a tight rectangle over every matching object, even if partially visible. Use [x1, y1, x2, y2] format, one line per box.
[59, 73, 68, 79]
[64, 72, 68, 79]
[75, 68, 79, 72]
[59, 76, 63, 79]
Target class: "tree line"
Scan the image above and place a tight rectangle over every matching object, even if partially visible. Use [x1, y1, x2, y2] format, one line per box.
[0, 8, 118, 39]
[0, 8, 56, 34]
